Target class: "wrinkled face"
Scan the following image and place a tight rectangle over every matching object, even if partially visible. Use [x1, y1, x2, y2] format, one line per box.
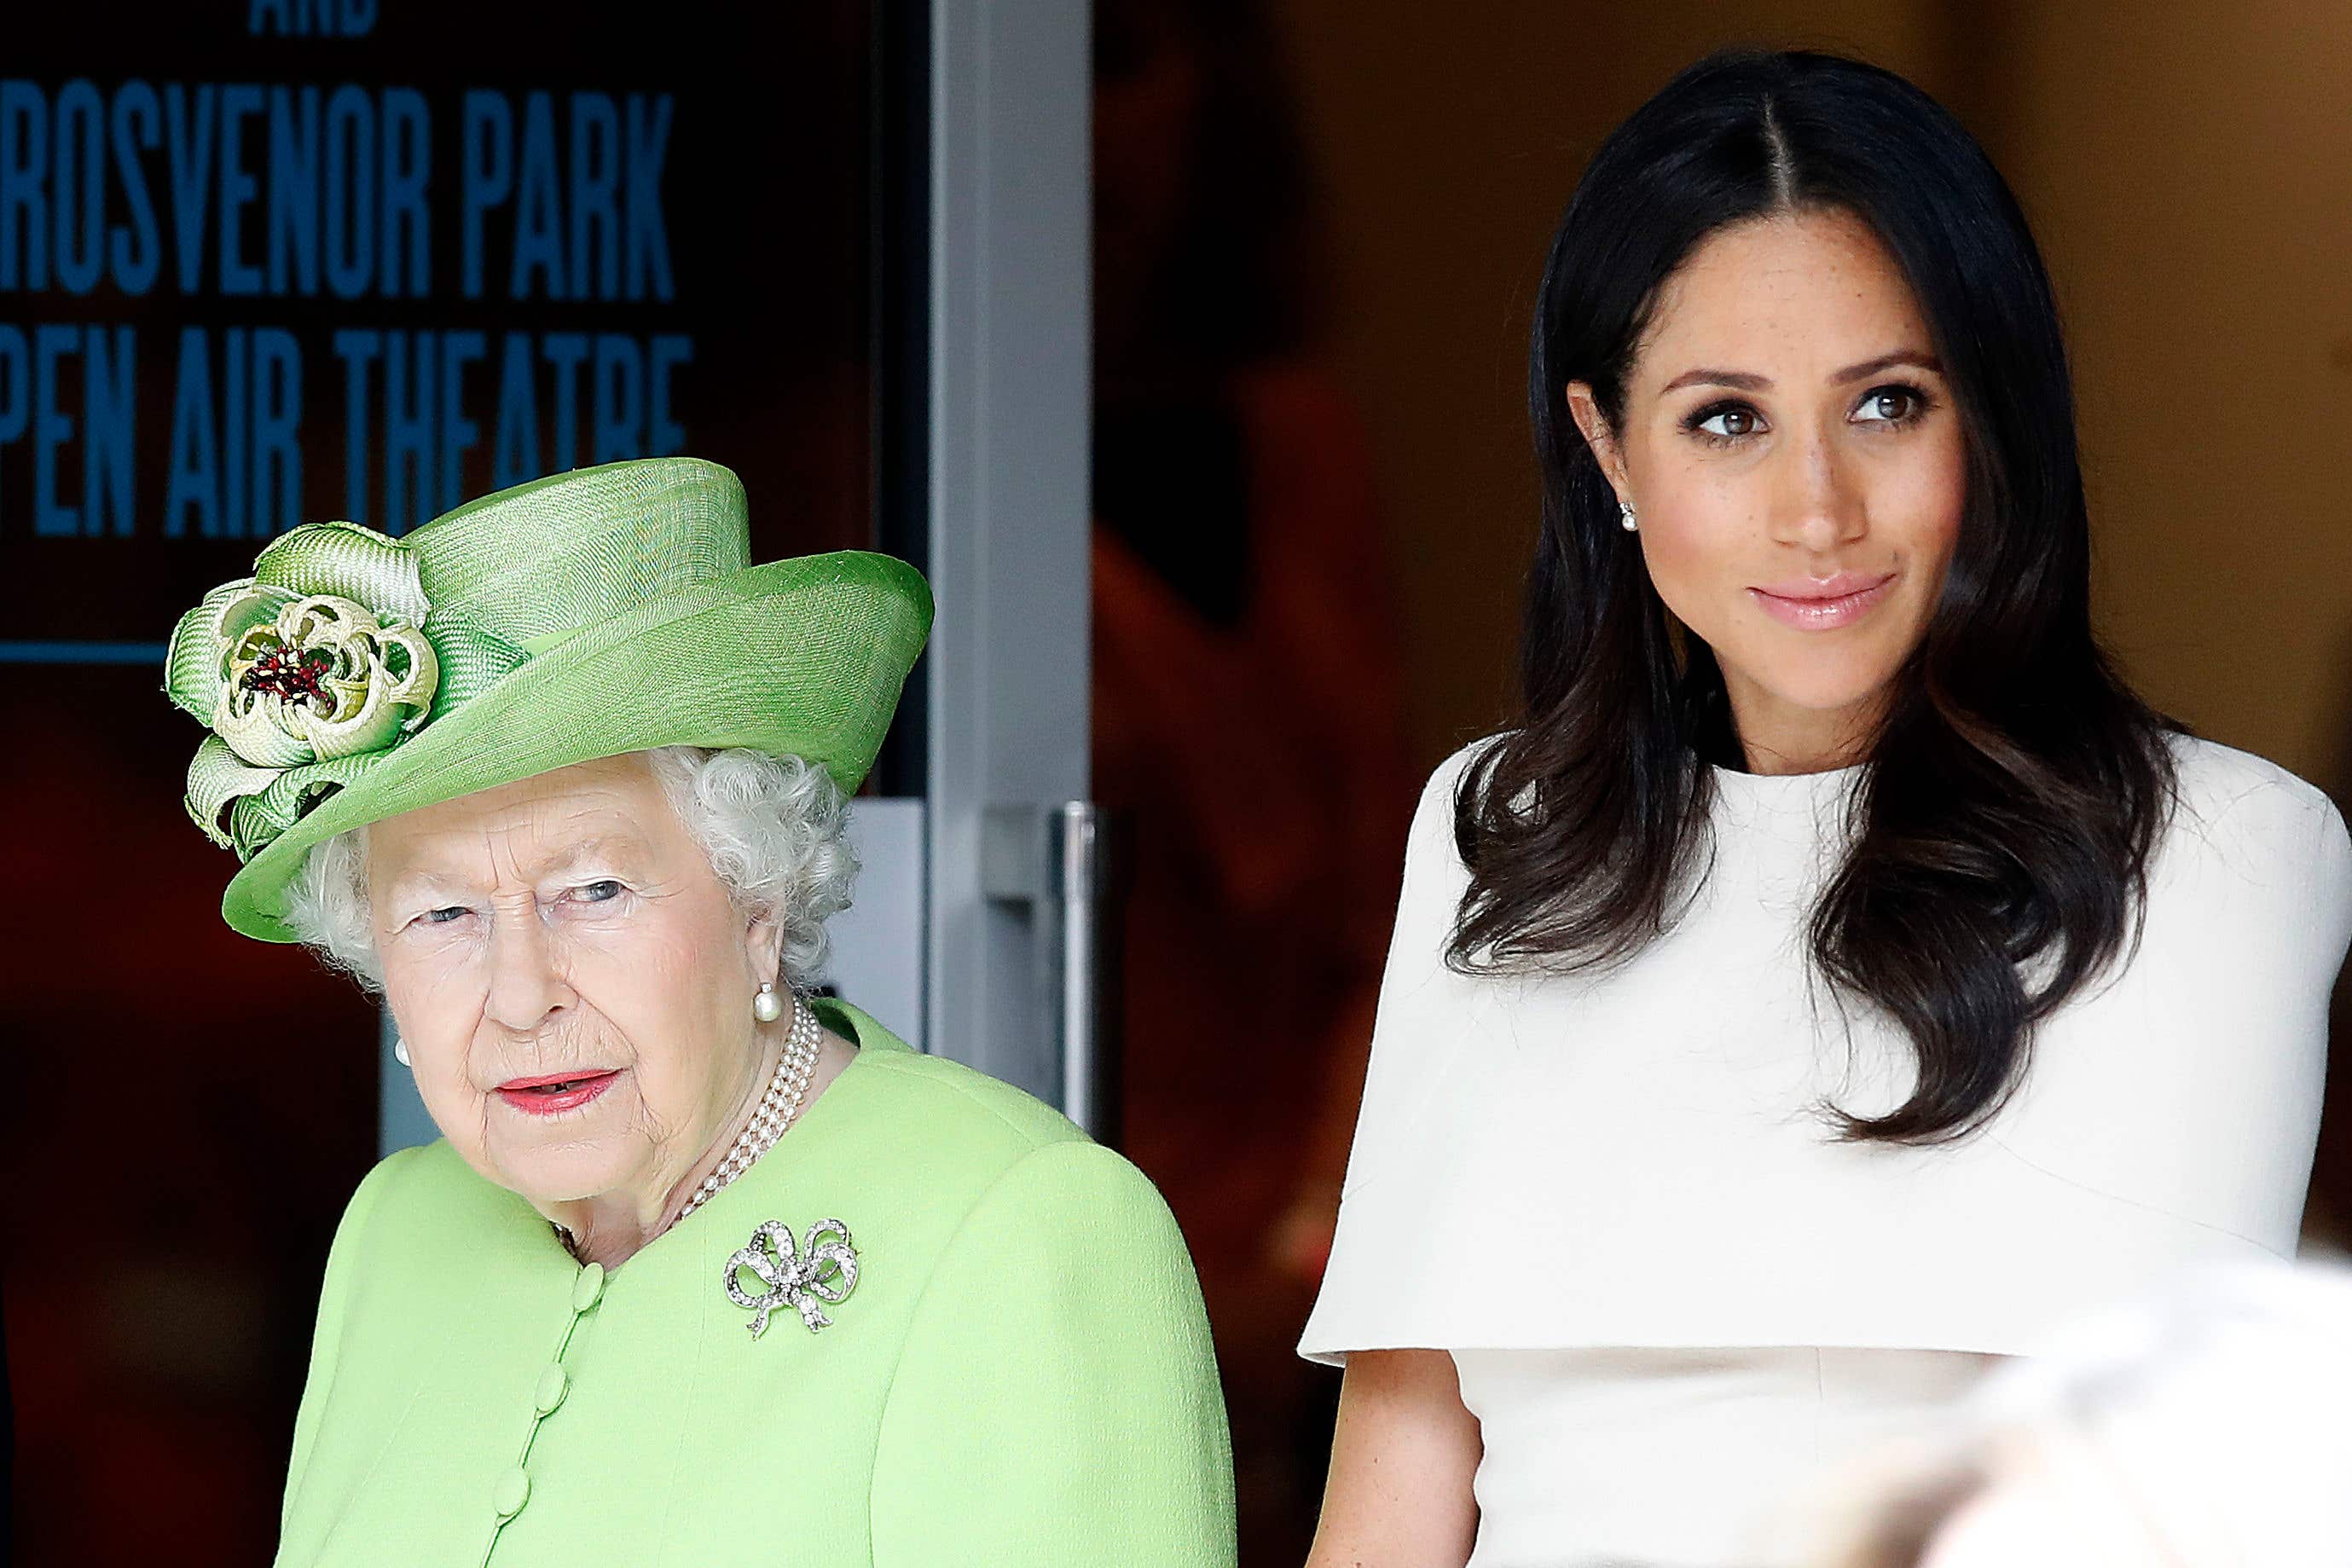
[367, 752, 774, 1212]
[1572, 208, 1967, 766]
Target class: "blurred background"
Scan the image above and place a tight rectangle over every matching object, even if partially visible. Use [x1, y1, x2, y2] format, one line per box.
[3, 2, 2350, 1563]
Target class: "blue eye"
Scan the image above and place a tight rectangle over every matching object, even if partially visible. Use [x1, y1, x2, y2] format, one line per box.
[578, 880, 624, 903]
[420, 906, 469, 926]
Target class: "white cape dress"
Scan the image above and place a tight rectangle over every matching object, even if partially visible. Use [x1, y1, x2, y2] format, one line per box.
[1300, 733, 2352, 1566]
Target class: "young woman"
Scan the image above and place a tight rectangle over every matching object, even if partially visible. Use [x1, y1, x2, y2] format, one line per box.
[1300, 49, 2352, 1568]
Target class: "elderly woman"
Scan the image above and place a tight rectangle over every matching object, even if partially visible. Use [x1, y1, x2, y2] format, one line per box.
[163, 460, 1236, 1567]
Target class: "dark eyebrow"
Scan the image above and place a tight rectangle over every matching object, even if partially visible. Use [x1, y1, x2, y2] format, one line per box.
[1658, 350, 1944, 396]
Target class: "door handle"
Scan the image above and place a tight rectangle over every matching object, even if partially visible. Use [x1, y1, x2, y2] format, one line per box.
[981, 801, 1124, 1144]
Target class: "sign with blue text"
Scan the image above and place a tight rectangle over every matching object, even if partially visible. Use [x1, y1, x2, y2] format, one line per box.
[2, 0, 876, 654]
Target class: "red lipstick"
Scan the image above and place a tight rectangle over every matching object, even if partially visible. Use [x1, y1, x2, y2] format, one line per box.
[495, 1069, 621, 1116]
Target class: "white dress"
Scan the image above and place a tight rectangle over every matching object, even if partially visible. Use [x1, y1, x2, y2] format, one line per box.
[1299, 734, 2352, 1568]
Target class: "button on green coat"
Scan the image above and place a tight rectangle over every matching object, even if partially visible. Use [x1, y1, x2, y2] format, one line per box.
[274, 1001, 1238, 1566]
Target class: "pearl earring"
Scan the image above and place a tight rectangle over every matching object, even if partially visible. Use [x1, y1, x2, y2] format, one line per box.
[393, 1037, 411, 1068]
[753, 981, 785, 1023]
[1619, 500, 1638, 533]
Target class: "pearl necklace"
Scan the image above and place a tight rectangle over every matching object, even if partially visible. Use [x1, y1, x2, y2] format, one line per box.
[552, 995, 823, 1260]
[677, 993, 823, 1224]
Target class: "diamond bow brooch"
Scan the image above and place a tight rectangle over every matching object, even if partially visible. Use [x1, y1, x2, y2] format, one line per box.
[724, 1218, 860, 1339]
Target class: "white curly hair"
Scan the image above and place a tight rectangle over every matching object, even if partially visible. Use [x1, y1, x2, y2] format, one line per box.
[281, 746, 858, 993]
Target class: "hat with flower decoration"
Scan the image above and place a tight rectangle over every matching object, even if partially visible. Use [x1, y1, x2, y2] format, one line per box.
[161, 458, 931, 942]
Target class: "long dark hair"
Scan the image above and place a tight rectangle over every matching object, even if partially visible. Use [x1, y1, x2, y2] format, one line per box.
[1451, 49, 2181, 1143]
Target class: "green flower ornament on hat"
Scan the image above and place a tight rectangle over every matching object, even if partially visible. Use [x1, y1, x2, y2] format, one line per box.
[162, 458, 932, 944]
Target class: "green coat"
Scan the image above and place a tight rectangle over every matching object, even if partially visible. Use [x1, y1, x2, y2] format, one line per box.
[275, 1001, 1237, 1566]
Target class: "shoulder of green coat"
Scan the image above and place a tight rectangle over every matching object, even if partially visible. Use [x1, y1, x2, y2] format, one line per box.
[349, 1137, 499, 1224]
[320, 1137, 548, 1291]
[819, 997, 1099, 1164]
[327, 1140, 436, 1247]
[906, 1137, 1206, 1319]
[815, 1012, 1083, 1165]
[965, 1136, 1188, 1238]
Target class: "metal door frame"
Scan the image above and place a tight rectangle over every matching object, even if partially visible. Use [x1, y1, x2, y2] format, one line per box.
[918, 0, 1094, 1102]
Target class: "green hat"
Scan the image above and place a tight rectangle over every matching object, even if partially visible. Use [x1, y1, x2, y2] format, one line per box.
[161, 458, 933, 943]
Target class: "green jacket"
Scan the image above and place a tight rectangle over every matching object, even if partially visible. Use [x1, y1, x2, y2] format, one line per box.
[275, 1001, 1237, 1566]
